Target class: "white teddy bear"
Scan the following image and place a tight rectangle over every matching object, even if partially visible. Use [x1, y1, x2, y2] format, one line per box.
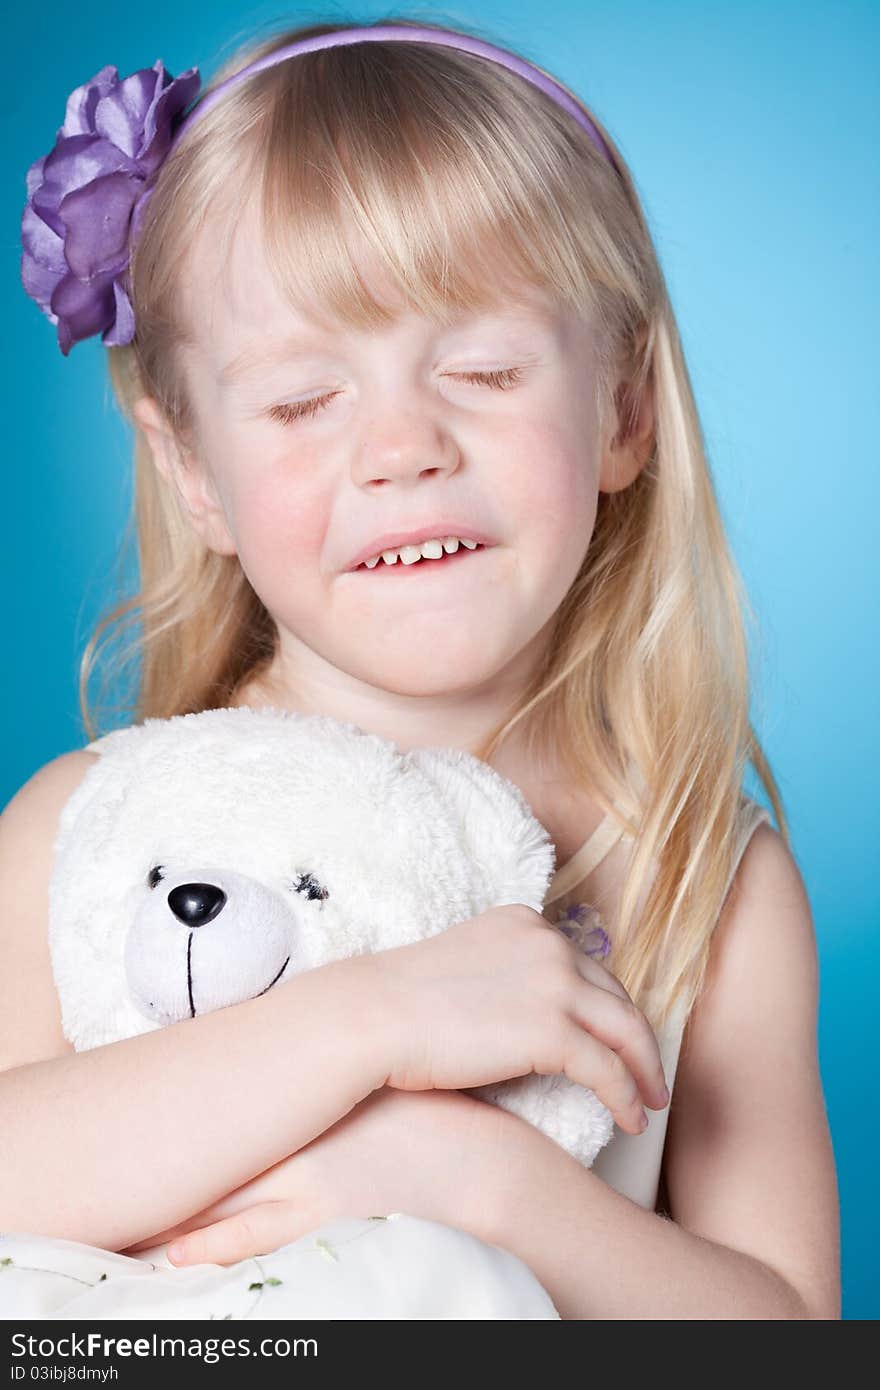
[48, 705, 615, 1167]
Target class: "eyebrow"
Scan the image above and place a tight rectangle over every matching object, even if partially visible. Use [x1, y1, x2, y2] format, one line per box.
[218, 306, 560, 386]
[219, 338, 334, 385]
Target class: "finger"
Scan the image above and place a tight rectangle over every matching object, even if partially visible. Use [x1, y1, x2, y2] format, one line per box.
[536, 911, 633, 1003]
[567, 980, 669, 1113]
[167, 1201, 293, 1268]
[552, 1017, 650, 1135]
[545, 927, 667, 1107]
[571, 949, 633, 1003]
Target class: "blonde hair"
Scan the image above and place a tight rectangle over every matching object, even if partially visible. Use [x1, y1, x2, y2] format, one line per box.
[87, 14, 789, 1035]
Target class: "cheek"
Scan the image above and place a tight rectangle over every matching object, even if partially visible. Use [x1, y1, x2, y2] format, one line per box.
[501, 417, 599, 563]
[215, 449, 330, 581]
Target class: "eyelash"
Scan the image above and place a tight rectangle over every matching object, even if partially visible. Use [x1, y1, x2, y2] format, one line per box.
[267, 366, 526, 426]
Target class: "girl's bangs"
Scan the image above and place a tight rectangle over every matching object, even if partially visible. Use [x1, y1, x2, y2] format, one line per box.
[248, 44, 598, 331]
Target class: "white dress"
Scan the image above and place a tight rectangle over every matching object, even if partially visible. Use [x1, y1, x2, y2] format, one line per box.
[0, 775, 770, 1320]
[0, 1215, 558, 1320]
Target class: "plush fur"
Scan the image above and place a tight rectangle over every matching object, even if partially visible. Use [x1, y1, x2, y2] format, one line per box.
[48, 706, 615, 1166]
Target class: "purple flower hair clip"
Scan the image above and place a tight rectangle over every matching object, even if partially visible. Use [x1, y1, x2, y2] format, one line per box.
[20, 61, 200, 355]
[554, 901, 611, 959]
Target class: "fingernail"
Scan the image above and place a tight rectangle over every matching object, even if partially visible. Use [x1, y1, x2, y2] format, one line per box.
[167, 1242, 186, 1262]
[638, 1109, 649, 1131]
[660, 1084, 670, 1105]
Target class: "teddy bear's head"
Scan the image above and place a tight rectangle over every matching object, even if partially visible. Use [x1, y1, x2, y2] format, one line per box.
[123, 859, 326, 1027]
[49, 706, 557, 1051]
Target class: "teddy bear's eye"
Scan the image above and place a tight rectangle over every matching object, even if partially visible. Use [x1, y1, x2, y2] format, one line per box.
[147, 865, 164, 890]
[290, 871, 329, 902]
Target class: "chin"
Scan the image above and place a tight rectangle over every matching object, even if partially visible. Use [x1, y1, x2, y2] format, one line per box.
[357, 653, 506, 700]
[367, 671, 490, 699]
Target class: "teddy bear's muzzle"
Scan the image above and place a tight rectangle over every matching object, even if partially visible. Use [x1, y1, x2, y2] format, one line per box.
[124, 865, 302, 1026]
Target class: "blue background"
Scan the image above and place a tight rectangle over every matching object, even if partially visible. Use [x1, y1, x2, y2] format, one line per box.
[3, 1, 876, 1318]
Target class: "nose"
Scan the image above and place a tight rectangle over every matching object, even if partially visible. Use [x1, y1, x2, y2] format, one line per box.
[352, 409, 460, 488]
[167, 883, 227, 927]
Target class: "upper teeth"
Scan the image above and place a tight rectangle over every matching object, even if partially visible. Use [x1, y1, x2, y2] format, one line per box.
[362, 536, 480, 568]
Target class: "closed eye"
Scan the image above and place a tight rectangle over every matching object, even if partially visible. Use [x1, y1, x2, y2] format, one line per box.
[267, 367, 526, 426]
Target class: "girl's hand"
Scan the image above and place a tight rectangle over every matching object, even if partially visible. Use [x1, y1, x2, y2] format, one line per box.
[156, 1087, 520, 1267]
[368, 904, 669, 1136]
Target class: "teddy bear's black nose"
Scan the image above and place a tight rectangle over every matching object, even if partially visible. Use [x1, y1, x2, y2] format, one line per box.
[167, 883, 227, 927]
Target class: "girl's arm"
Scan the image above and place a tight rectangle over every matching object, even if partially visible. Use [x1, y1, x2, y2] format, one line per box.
[470, 825, 842, 1320]
[1, 752, 668, 1265]
[0, 752, 388, 1254]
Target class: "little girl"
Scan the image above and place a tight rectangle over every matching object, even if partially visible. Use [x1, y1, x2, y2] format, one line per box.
[2, 17, 839, 1319]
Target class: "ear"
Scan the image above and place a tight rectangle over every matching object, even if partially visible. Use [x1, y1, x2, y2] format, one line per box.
[598, 327, 656, 495]
[131, 395, 238, 557]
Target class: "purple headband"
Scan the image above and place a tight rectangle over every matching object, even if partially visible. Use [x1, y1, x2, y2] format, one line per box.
[20, 23, 616, 356]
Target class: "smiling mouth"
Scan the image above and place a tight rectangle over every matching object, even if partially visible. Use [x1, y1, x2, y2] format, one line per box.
[355, 544, 488, 573]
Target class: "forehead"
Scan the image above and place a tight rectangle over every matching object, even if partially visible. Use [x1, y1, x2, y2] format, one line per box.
[179, 190, 567, 373]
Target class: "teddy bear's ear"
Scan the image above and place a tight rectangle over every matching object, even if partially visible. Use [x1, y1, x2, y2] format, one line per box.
[405, 747, 556, 913]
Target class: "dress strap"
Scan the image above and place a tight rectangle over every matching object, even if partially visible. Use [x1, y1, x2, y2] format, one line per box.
[545, 808, 628, 905]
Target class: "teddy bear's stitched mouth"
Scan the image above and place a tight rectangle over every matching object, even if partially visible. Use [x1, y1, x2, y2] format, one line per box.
[254, 953, 291, 998]
[186, 944, 290, 1017]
